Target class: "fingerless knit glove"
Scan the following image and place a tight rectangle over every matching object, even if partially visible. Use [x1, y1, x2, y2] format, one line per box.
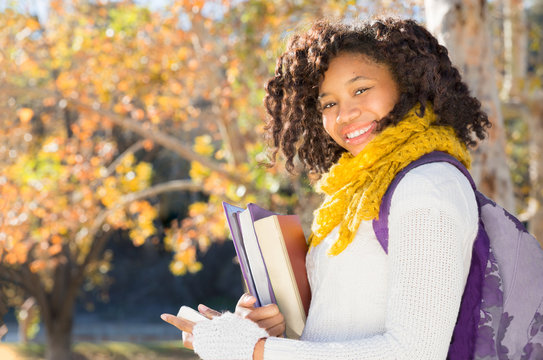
[193, 312, 269, 360]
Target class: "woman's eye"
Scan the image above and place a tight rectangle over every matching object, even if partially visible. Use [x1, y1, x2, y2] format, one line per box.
[323, 102, 336, 109]
[355, 88, 369, 95]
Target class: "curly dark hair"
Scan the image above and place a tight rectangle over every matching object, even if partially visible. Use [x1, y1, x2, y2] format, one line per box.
[264, 18, 491, 175]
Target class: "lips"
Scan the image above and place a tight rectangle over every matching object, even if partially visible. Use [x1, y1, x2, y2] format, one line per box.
[342, 121, 376, 143]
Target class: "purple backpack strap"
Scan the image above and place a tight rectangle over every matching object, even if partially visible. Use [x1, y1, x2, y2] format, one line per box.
[372, 151, 476, 253]
[372, 151, 489, 360]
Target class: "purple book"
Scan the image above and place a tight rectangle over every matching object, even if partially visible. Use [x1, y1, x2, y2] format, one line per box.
[222, 202, 277, 307]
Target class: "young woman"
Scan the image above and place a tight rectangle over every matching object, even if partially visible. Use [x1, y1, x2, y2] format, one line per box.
[162, 18, 490, 359]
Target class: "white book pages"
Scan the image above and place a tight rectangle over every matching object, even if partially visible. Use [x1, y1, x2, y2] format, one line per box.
[238, 209, 274, 306]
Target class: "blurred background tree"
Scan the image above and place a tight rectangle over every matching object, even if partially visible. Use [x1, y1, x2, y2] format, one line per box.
[0, 0, 541, 359]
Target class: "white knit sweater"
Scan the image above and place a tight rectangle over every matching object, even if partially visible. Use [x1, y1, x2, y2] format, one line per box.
[264, 162, 479, 359]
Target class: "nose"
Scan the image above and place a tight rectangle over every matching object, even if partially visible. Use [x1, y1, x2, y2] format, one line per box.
[336, 104, 361, 124]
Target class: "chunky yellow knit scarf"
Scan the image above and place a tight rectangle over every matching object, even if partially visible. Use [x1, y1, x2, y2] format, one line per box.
[308, 105, 471, 256]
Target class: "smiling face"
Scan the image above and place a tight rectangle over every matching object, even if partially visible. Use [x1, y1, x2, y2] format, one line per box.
[319, 53, 400, 156]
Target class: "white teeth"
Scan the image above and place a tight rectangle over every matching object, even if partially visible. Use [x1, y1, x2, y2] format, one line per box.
[346, 127, 369, 139]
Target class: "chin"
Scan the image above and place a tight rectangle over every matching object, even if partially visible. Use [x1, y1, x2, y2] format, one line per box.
[347, 145, 367, 156]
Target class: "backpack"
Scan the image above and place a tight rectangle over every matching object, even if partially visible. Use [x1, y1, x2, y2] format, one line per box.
[372, 151, 543, 360]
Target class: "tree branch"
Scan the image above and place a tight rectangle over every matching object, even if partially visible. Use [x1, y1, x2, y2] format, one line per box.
[76, 180, 207, 284]
[0, 267, 26, 290]
[69, 100, 256, 191]
[88, 180, 206, 242]
[18, 263, 50, 325]
[105, 140, 145, 178]
[0, 84, 263, 196]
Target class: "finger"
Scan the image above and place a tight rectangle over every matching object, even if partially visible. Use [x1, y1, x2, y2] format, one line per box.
[197, 304, 221, 319]
[161, 313, 194, 333]
[182, 332, 194, 350]
[235, 293, 258, 318]
[266, 321, 287, 337]
[236, 293, 257, 308]
[245, 304, 281, 322]
[236, 305, 253, 318]
[256, 313, 285, 333]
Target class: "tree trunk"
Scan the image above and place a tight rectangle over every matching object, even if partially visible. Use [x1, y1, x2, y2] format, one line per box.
[32, 257, 78, 360]
[501, 0, 527, 100]
[526, 94, 543, 246]
[18, 297, 37, 343]
[44, 312, 74, 360]
[424, 0, 516, 212]
[499, 0, 543, 245]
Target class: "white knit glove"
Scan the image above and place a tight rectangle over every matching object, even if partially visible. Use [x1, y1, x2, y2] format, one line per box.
[192, 312, 269, 360]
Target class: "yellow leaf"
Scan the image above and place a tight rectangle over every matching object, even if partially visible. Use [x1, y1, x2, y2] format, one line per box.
[169, 260, 187, 276]
[188, 202, 208, 217]
[189, 161, 210, 180]
[193, 135, 214, 156]
[129, 229, 146, 246]
[135, 162, 152, 182]
[188, 261, 202, 273]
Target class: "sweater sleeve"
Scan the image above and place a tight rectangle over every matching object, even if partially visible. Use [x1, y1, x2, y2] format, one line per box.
[263, 163, 479, 360]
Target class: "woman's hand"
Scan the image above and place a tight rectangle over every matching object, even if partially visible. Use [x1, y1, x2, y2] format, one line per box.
[236, 293, 286, 337]
[161, 304, 222, 349]
[160, 295, 283, 360]
[160, 313, 196, 349]
[162, 309, 268, 360]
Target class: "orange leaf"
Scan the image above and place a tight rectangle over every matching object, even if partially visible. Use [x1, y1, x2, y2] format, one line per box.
[143, 139, 154, 151]
[42, 97, 57, 107]
[26, 18, 41, 30]
[188, 59, 199, 71]
[30, 260, 47, 273]
[4, 253, 16, 265]
[132, 109, 145, 120]
[17, 108, 34, 123]
[48, 244, 62, 256]
[13, 242, 28, 263]
[51, 235, 63, 245]
[90, 156, 101, 167]
[170, 82, 183, 95]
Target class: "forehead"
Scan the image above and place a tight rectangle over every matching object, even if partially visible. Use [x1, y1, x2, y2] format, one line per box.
[330, 52, 378, 66]
[319, 53, 392, 89]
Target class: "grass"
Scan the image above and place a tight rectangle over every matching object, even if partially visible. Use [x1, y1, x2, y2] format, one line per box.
[0, 341, 199, 360]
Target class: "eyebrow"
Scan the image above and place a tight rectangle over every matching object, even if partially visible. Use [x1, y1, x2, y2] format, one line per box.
[318, 75, 372, 99]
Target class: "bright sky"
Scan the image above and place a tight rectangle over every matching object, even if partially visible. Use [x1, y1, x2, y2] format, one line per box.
[0, 0, 232, 23]
[0, 0, 48, 22]
[0, 0, 174, 23]
[0, 0, 537, 24]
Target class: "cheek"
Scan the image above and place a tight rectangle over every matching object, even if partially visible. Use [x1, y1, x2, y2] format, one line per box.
[322, 114, 335, 137]
[375, 92, 398, 116]
[386, 99, 397, 113]
[386, 86, 400, 110]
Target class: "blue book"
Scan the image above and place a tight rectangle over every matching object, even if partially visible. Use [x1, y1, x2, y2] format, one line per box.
[222, 202, 277, 307]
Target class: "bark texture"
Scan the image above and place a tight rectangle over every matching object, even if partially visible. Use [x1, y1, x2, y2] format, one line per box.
[425, 0, 516, 212]
[44, 312, 74, 360]
[501, 0, 528, 100]
[526, 94, 543, 246]
[500, 0, 543, 245]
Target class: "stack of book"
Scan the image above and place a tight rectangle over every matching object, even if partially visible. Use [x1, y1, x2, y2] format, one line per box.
[223, 202, 311, 339]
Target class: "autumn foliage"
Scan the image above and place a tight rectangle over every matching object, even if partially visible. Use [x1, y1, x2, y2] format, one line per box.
[0, 0, 425, 358]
